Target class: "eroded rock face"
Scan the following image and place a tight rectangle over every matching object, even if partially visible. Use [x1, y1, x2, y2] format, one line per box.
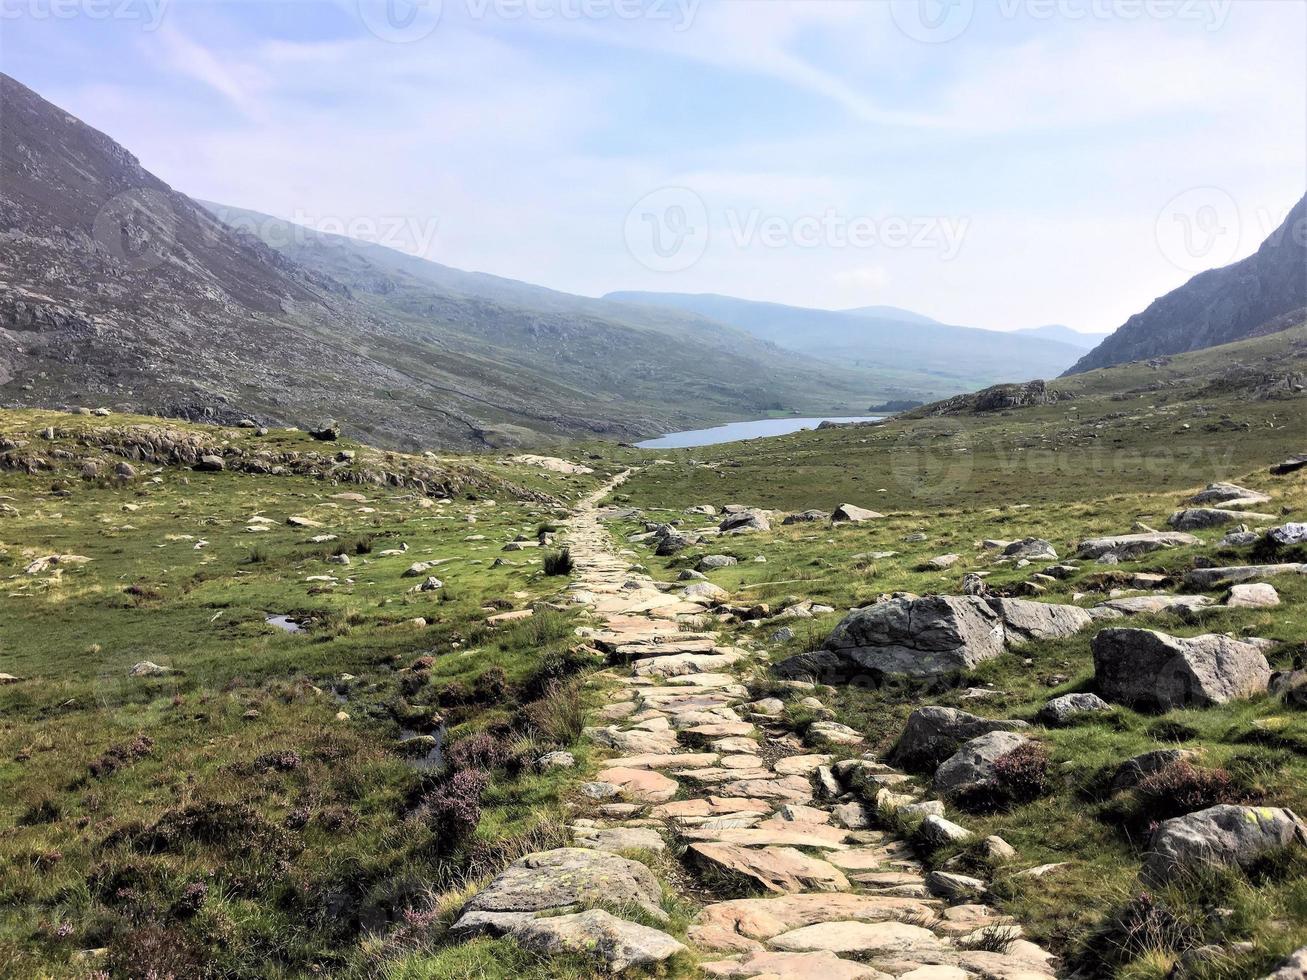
[934, 731, 1031, 799]
[775, 596, 1092, 682]
[887, 706, 1031, 772]
[1092, 628, 1271, 710]
[1143, 805, 1307, 885]
[454, 848, 667, 927]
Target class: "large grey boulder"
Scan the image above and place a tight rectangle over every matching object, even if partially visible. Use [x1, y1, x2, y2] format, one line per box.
[1268, 523, 1307, 546]
[934, 731, 1032, 799]
[453, 848, 666, 930]
[987, 597, 1093, 643]
[1168, 508, 1278, 530]
[1075, 532, 1199, 560]
[698, 555, 739, 571]
[1190, 483, 1272, 507]
[1186, 564, 1307, 589]
[1003, 538, 1058, 560]
[831, 503, 884, 523]
[888, 706, 1031, 772]
[1037, 692, 1112, 726]
[720, 511, 770, 533]
[1092, 629, 1271, 710]
[775, 595, 1092, 682]
[656, 530, 700, 556]
[1143, 804, 1307, 885]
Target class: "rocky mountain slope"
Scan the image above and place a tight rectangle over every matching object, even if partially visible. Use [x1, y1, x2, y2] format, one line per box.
[1066, 193, 1307, 374]
[604, 292, 1090, 391]
[0, 73, 889, 451]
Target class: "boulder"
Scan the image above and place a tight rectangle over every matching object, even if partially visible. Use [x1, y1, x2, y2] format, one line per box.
[831, 504, 884, 523]
[506, 909, 685, 972]
[1186, 564, 1307, 589]
[888, 706, 1031, 772]
[934, 731, 1032, 799]
[1143, 804, 1307, 885]
[1190, 482, 1272, 507]
[129, 661, 174, 677]
[656, 530, 700, 556]
[698, 555, 739, 571]
[1003, 538, 1058, 560]
[1109, 749, 1199, 794]
[1270, 670, 1307, 709]
[1168, 508, 1278, 530]
[1075, 532, 1199, 560]
[783, 509, 829, 525]
[769, 919, 941, 955]
[1036, 692, 1112, 726]
[1271, 455, 1307, 476]
[1268, 523, 1307, 546]
[1092, 595, 1214, 616]
[536, 751, 575, 770]
[781, 594, 1095, 683]
[194, 454, 225, 472]
[918, 814, 974, 846]
[1228, 583, 1281, 608]
[720, 511, 770, 533]
[453, 848, 666, 926]
[1092, 629, 1271, 710]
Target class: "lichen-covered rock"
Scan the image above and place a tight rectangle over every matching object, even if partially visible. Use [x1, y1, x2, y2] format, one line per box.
[453, 848, 667, 928]
[1143, 805, 1307, 885]
[1092, 628, 1271, 710]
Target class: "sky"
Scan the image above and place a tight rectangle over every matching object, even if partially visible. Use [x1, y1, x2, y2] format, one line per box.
[2, 0, 1305, 333]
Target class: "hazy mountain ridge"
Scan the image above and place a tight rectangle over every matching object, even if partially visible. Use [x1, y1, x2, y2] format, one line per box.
[603, 291, 1089, 389]
[1066, 193, 1307, 374]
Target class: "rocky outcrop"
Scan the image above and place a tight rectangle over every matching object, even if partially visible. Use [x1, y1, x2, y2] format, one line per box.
[1185, 564, 1307, 588]
[1189, 483, 1272, 507]
[1065, 193, 1307, 374]
[503, 909, 686, 972]
[831, 504, 883, 523]
[1143, 804, 1307, 885]
[775, 596, 1092, 682]
[1092, 628, 1271, 710]
[720, 511, 771, 533]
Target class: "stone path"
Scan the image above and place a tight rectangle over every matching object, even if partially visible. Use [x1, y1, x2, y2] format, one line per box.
[455, 471, 1062, 977]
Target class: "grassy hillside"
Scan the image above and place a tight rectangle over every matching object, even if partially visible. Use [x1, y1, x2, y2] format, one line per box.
[0, 409, 629, 977]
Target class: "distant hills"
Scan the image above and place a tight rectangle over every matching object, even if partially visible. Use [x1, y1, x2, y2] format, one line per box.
[604, 292, 1091, 389]
[1013, 324, 1111, 349]
[1066, 193, 1307, 374]
[0, 72, 906, 449]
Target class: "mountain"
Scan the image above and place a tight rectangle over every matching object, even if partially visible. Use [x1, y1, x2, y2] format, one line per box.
[842, 305, 943, 326]
[1066, 193, 1307, 374]
[603, 292, 1088, 390]
[1014, 324, 1111, 349]
[0, 73, 896, 450]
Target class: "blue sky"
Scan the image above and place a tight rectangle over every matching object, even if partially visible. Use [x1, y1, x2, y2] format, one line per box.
[3, 0, 1304, 332]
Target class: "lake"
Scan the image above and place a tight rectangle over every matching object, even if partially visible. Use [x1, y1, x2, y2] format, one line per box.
[636, 416, 883, 450]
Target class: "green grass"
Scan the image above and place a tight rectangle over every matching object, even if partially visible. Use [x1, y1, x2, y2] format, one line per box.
[0, 409, 620, 978]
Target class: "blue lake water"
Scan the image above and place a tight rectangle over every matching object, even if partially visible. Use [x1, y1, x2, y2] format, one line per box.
[636, 416, 884, 450]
